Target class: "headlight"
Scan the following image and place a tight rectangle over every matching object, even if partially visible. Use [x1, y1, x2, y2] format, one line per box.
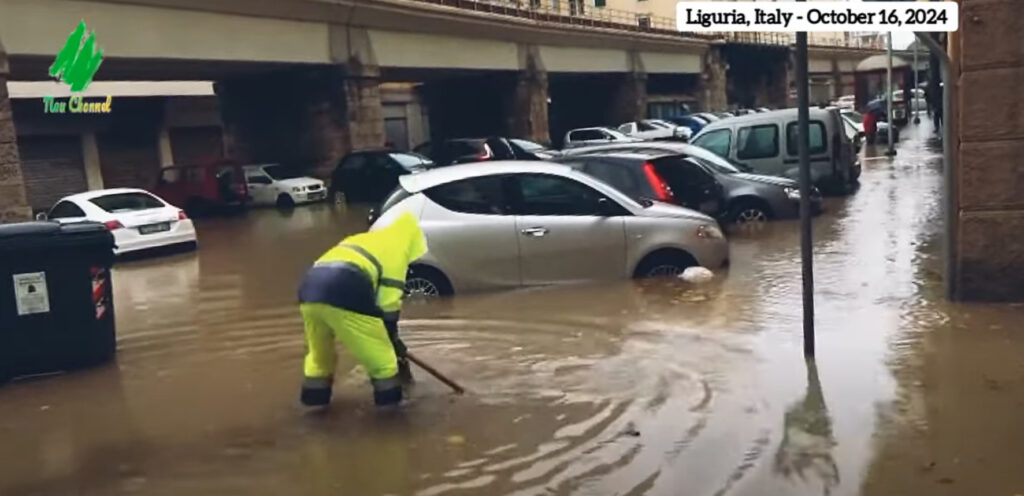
[696, 224, 724, 240]
[784, 187, 800, 200]
[292, 186, 303, 193]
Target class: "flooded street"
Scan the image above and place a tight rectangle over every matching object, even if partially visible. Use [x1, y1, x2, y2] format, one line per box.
[2, 124, 1024, 495]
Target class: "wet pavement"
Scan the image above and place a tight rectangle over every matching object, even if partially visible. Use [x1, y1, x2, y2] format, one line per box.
[3, 122, 1024, 495]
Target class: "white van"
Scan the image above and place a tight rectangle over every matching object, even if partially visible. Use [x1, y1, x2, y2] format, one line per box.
[690, 108, 860, 193]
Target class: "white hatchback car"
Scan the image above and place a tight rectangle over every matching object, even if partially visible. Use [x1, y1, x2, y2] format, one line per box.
[40, 188, 197, 255]
[243, 164, 327, 208]
[370, 161, 729, 296]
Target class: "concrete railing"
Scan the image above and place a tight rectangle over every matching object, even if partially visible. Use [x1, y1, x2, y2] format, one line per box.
[402, 0, 885, 49]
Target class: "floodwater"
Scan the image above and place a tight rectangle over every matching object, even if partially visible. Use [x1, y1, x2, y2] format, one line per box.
[3, 123, 1024, 495]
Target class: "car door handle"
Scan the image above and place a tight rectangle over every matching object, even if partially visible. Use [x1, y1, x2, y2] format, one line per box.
[520, 227, 548, 237]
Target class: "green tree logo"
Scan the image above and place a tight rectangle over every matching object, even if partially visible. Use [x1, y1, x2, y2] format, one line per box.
[49, 20, 104, 92]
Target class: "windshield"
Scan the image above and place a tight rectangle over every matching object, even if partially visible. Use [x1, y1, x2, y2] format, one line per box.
[509, 139, 545, 152]
[262, 165, 302, 181]
[643, 119, 673, 129]
[389, 153, 432, 170]
[90, 192, 164, 213]
[601, 128, 632, 140]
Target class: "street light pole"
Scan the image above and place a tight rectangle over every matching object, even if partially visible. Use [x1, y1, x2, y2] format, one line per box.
[795, 0, 815, 358]
[913, 39, 921, 124]
[886, 31, 896, 156]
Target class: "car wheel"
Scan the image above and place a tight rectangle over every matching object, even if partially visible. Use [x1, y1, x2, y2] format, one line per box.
[276, 193, 296, 209]
[729, 200, 771, 225]
[634, 251, 698, 279]
[404, 265, 453, 298]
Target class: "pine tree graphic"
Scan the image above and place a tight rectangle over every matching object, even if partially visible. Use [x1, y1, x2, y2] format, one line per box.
[49, 20, 104, 92]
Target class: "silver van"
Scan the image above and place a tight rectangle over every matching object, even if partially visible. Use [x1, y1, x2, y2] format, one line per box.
[690, 108, 860, 193]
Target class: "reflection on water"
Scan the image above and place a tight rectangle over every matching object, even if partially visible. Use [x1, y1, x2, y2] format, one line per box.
[2, 124, 1021, 495]
[774, 360, 838, 495]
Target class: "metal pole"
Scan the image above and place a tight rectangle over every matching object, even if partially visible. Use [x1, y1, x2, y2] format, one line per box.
[886, 31, 896, 156]
[913, 39, 921, 124]
[795, 10, 814, 357]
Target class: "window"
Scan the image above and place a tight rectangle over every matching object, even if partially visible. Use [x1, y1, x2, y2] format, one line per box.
[569, 0, 584, 16]
[617, 124, 634, 134]
[90, 193, 164, 213]
[49, 201, 86, 219]
[389, 153, 429, 170]
[736, 125, 779, 160]
[693, 129, 732, 158]
[570, 130, 604, 141]
[637, 15, 651, 28]
[514, 174, 605, 216]
[340, 154, 368, 171]
[786, 121, 827, 155]
[246, 174, 273, 185]
[584, 160, 642, 199]
[654, 158, 717, 192]
[262, 165, 302, 181]
[426, 176, 508, 215]
[637, 121, 659, 132]
[594, 0, 605, 7]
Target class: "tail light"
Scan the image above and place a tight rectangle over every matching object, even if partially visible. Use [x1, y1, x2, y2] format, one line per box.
[177, 210, 187, 220]
[642, 162, 674, 202]
[103, 220, 123, 230]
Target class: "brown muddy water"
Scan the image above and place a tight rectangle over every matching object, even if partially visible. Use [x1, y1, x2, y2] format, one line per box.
[2, 123, 1023, 496]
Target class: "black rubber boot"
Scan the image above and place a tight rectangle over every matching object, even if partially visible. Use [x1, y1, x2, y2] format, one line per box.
[373, 385, 403, 406]
[300, 385, 332, 407]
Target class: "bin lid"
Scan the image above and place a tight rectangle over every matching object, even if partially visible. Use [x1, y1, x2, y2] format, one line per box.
[0, 221, 113, 252]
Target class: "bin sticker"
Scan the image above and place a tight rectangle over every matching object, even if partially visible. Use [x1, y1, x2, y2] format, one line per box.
[13, 272, 51, 316]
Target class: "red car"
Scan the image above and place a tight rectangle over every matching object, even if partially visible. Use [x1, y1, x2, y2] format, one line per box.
[153, 161, 249, 217]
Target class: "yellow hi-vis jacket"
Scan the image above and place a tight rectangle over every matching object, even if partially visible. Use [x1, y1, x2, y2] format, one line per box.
[297, 212, 427, 320]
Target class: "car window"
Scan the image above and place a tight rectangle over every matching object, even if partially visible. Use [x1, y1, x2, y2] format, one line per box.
[617, 124, 633, 134]
[340, 154, 368, 171]
[90, 192, 164, 213]
[246, 174, 273, 185]
[509, 139, 544, 152]
[49, 200, 86, 219]
[637, 121, 659, 132]
[378, 185, 413, 216]
[514, 174, 605, 216]
[486, 138, 516, 160]
[262, 165, 301, 180]
[425, 176, 508, 215]
[736, 124, 779, 160]
[693, 129, 732, 158]
[654, 158, 717, 192]
[786, 121, 827, 155]
[448, 141, 486, 159]
[570, 130, 602, 141]
[583, 160, 642, 199]
[389, 153, 428, 170]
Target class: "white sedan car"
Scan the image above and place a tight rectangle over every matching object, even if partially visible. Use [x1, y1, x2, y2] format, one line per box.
[40, 188, 197, 255]
[243, 164, 327, 208]
[618, 119, 691, 141]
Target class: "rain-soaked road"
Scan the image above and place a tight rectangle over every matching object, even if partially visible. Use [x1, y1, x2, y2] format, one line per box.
[3, 123, 1024, 496]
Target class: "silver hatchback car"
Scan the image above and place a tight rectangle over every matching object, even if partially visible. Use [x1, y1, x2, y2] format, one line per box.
[370, 161, 730, 296]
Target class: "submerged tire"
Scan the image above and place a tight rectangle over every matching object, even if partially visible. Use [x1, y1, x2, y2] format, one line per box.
[405, 265, 453, 298]
[276, 194, 296, 209]
[728, 199, 771, 225]
[634, 251, 698, 279]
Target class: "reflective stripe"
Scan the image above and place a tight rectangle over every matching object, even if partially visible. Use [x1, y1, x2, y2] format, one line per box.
[380, 277, 405, 289]
[302, 376, 333, 389]
[370, 375, 402, 391]
[338, 243, 383, 282]
[312, 260, 363, 271]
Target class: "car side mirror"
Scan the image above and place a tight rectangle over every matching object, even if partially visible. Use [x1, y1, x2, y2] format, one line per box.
[597, 198, 618, 217]
[35, 212, 48, 221]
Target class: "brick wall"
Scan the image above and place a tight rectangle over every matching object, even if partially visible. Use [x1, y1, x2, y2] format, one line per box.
[0, 45, 31, 224]
[955, 0, 1024, 300]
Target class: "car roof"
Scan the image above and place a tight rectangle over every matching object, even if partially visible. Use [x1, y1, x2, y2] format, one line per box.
[63, 188, 156, 202]
[567, 150, 679, 161]
[398, 161, 574, 193]
[698, 107, 835, 129]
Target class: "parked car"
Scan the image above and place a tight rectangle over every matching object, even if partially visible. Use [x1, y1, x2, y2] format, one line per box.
[368, 162, 729, 296]
[414, 137, 554, 167]
[243, 164, 327, 208]
[153, 161, 249, 217]
[38, 188, 197, 255]
[690, 107, 859, 193]
[330, 150, 433, 204]
[665, 114, 711, 135]
[554, 151, 725, 217]
[563, 127, 643, 149]
[617, 119, 691, 141]
[694, 112, 722, 123]
[714, 112, 735, 119]
[832, 95, 856, 110]
[561, 142, 823, 224]
[755, 107, 772, 113]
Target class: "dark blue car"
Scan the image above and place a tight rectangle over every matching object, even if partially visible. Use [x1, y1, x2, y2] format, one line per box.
[664, 115, 710, 135]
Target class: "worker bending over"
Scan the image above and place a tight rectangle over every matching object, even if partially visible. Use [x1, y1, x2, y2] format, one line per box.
[296, 212, 427, 407]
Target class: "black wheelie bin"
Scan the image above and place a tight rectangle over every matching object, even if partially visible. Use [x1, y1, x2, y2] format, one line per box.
[0, 221, 116, 383]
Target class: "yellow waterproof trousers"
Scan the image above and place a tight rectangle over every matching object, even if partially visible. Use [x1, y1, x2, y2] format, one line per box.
[300, 302, 398, 381]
